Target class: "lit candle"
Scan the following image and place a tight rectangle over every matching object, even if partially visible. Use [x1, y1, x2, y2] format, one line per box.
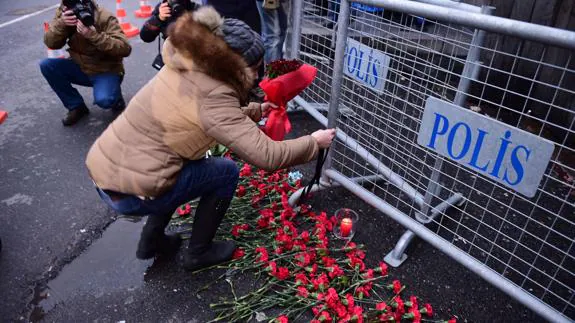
[340, 217, 352, 237]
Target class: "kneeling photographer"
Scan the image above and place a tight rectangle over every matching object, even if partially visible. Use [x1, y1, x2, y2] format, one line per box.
[40, 0, 132, 126]
[140, 0, 199, 70]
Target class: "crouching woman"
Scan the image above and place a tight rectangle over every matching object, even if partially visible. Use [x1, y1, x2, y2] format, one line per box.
[85, 7, 335, 271]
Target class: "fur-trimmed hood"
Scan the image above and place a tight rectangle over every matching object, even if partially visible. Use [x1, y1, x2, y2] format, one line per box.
[162, 7, 255, 101]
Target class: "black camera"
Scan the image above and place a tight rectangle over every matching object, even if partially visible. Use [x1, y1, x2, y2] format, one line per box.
[62, 0, 95, 27]
[166, 0, 185, 18]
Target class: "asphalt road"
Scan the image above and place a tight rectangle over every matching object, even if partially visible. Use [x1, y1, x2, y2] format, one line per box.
[0, 1, 545, 322]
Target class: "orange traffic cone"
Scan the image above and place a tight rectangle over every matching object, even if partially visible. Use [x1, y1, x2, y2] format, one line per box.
[0, 110, 7, 124]
[135, 0, 153, 18]
[116, 0, 139, 38]
[44, 22, 67, 58]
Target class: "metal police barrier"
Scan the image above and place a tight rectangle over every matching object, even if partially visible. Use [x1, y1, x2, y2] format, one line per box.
[287, 0, 575, 322]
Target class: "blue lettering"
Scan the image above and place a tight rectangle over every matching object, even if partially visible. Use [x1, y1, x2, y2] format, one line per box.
[370, 58, 380, 88]
[355, 50, 366, 80]
[490, 131, 512, 179]
[363, 54, 373, 83]
[427, 113, 449, 149]
[447, 122, 472, 160]
[503, 145, 531, 186]
[347, 47, 358, 74]
[468, 129, 491, 171]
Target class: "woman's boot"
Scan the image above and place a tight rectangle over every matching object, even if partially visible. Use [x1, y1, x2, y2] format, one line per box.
[136, 212, 182, 260]
[183, 194, 236, 271]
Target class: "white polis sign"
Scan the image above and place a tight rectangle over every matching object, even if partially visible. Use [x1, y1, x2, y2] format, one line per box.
[417, 97, 555, 198]
[344, 38, 391, 93]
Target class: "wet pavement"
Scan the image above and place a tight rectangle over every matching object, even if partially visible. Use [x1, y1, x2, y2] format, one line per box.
[0, 1, 546, 322]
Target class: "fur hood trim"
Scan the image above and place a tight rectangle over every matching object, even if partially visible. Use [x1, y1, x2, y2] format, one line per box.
[164, 7, 254, 101]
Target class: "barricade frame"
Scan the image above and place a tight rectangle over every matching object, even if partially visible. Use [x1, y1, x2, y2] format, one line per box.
[287, 0, 575, 322]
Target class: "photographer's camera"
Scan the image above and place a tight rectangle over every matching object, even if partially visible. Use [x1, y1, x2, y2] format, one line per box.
[63, 0, 95, 27]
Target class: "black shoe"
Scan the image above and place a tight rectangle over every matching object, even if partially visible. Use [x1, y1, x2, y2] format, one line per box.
[182, 194, 234, 271]
[136, 214, 182, 260]
[111, 97, 126, 113]
[183, 240, 236, 271]
[62, 105, 89, 126]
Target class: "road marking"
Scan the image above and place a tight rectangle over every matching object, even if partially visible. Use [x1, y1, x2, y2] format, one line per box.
[0, 4, 59, 29]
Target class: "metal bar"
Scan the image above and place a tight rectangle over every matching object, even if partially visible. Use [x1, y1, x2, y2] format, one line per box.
[414, 0, 482, 13]
[289, 0, 304, 59]
[419, 5, 493, 221]
[323, 0, 351, 174]
[287, 174, 384, 206]
[324, 169, 571, 323]
[294, 96, 427, 207]
[353, 0, 575, 50]
[453, 5, 495, 106]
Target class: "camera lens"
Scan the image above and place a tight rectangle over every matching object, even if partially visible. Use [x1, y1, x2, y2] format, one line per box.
[78, 10, 94, 27]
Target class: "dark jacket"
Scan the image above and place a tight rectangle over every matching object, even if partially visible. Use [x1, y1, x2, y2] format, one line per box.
[140, 0, 199, 42]
[44, 2, 132, 75]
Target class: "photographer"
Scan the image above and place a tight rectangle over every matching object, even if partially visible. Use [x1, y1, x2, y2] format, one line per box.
[86, 7, 335, 270]
[140, 0, 199, 43]
[40, 0, 132, 126]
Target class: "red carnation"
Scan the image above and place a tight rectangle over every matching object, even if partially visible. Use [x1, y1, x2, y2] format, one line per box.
[351, 306, 364, 323]
[276, 315, 289, 323]
[257, 169, 266, 178]
[422, 303, 433, 317]
[297, 286, 309, 298]
[328, 264, 344, 279]
[408, 296, 418, 309]
[267, 261, 278, 275]
[363, 269, 374, 279]
[335, 304, 349, 320]
[394, 296, 405, 314]
[240, 164, 252, 177]
[295, 273, 309, 286]
[255, 247, 269, 263]
[318, 311, 332, 323]
[322, 256, 336, 267]
[448, 318, 457, 323]
[345, 294, 355, 309]
[296, 252, 312, 267]
[232, 248, 245, 259]
[177, 203, 191, 216]
[377, 262, 388, 276]
[236, 185, 246, 197]
[276, 267, 290, 280]
[231, 224, 249, 237]
[376, 302, 387, 312]
[325, 288, 339, 308]
[391, 280, 402, 294]
[411, 309, 422, 323]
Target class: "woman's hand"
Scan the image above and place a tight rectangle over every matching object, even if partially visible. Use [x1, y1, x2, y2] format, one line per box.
[261, 102, 278, 115]
[158, 2, 172, 21]
[311, 129, 336, 148]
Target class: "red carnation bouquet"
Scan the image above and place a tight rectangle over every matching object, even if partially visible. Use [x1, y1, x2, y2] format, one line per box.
[259, 59, 318, 141]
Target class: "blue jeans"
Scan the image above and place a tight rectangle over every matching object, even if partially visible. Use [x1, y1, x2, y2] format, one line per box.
[39, 58, 123, 111]
[97, 157, 239, 216]
[256, 0, 289, 64]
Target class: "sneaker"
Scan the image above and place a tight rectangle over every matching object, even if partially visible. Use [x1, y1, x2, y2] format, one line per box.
[62, 104, 89, 126]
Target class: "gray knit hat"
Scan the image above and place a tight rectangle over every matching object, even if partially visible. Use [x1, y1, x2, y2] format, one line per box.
[220, 18, 265, 67]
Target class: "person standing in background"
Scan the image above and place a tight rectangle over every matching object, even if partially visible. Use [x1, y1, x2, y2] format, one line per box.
[206, 0, 261, 34]
[256, 0, 290, 64]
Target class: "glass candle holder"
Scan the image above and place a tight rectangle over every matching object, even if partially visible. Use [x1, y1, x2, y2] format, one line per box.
[333, 208, 359, 240]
